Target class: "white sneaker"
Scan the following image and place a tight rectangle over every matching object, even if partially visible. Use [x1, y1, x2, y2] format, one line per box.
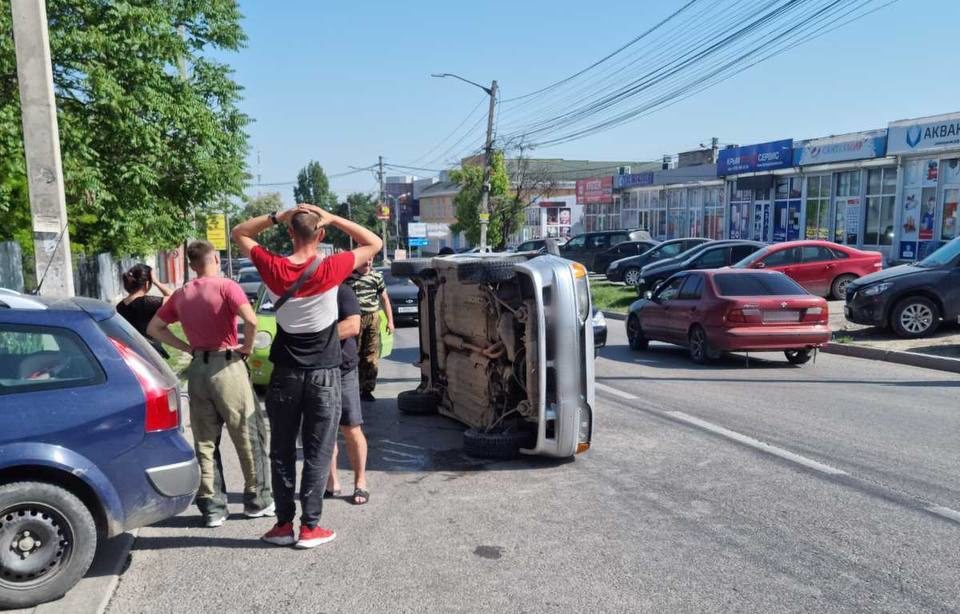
[205, 512, 227, 528]
[244, 501, 276, 518]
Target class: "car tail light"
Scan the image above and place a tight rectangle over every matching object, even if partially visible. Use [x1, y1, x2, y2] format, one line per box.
[725, 307, 761, 323]
[110, 338, 180, 433]
[803, 305, 829, 323]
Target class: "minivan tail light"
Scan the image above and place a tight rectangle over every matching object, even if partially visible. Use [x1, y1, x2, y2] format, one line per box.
[109, 338, 180, 432]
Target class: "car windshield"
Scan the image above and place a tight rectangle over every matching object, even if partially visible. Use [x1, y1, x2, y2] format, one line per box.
[917, 237, 960, 267]
[714, 273, 808, 296]
[239, 271, 261, 283]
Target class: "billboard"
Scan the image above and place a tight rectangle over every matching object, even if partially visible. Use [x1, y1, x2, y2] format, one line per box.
[615, 172, 654, 189]
[575, 176, 614, 204]
[795, 130, 887, 165]
[717, 139, 793, 176]
[888, 111, 960, 155]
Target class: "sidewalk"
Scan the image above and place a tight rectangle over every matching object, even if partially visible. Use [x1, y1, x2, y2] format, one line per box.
[823, 300, 960, 373]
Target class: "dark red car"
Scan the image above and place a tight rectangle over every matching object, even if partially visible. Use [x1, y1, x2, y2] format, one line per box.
[626, 270, 830, 365]
[731, 240, 882, 300]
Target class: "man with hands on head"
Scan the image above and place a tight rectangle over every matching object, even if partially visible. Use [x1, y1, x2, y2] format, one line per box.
[231, 204, 382, 549]
[147, 240, 274, 528]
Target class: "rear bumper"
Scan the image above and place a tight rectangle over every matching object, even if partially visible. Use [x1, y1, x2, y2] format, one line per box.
[712, 325, 831, 351]
[146, 458, 200, 497]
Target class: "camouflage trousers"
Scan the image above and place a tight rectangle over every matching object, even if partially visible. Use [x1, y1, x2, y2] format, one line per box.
[358, 312, 381, 394]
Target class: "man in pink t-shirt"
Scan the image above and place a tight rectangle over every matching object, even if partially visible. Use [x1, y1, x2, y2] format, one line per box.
[148, 241, 273, 527]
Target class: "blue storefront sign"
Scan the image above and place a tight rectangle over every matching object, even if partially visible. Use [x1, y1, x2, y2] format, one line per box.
[717, 139, 793, 176]
[615, 172, 654, 189]
[795, 130, 887, 165]
[408, 237, 428, 247]
[888, 111, 960, 155]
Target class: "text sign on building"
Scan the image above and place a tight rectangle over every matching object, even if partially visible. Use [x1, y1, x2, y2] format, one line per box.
[575, 176, 614, 204]
[716, 139, 793, 176]
[888, 111, 960, 155]
[407, 222, 427, 238]
[615, 172, 655, 189]
[206, 214, 227, 251]
[795, 130, 887, 165]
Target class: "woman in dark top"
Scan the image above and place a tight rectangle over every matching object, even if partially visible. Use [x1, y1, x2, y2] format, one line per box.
[116, 264, 173, 357]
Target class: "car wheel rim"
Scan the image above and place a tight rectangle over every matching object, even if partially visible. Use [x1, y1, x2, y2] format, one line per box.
[690, 330, 704, 360]
[900, 304, 933, 334]
[0, 503, 74, 589]
[836, 278, 851, 298]
[624, 270, 640, 285]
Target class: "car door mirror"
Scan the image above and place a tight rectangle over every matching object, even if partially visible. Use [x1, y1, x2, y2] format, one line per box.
[754, 261, 765, 269]
[644, 290, 655, 301]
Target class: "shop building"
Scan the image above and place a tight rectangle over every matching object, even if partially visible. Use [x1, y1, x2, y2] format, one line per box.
[886, 111, 960, 261]
[618, 163, 725, 240]
[521, 195, 581, 241]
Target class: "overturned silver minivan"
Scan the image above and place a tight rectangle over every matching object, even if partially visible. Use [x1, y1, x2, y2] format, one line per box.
[391, 253, 595, 459]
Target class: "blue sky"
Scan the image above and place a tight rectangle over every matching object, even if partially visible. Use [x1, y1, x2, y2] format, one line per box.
[230, 0, 960, 203]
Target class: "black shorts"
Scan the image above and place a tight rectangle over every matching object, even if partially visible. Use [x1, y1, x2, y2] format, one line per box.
[339, 368, 363, 426]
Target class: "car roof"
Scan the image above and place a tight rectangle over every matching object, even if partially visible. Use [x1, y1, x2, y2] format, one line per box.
[0, 291, 116, 320]
[238, 266, 259, 274]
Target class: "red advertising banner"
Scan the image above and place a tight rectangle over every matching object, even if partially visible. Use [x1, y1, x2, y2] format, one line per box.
[575, 176, 614, 204]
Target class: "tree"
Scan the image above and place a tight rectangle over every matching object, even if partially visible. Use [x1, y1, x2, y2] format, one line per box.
[230, 192, 291, 254]
[449, 150, 509, 247]
[499, 145, 561, 246]
[293, 161, 337, 210]
[0, 0, 250, 256]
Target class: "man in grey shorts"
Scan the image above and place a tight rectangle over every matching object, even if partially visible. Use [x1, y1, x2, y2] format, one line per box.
[326, 284, 369, 505]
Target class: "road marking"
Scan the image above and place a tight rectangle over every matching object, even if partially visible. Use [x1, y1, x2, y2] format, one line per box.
[596, 382, 638, 400]
[381, 439, 425, 450]
[666, 411, 848, 476]
[926, 505, 960, 524]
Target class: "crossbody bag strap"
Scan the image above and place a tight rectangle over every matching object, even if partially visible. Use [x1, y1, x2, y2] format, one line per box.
[272, 256, 321, 311]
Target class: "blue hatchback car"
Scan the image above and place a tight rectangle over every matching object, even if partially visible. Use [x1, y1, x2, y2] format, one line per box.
[0, 290, 198, 609]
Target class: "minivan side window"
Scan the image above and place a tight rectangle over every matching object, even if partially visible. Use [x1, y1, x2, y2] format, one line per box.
[588, 235, 610, 249]
[609, 233, 629, 246]
[0, 324, 103, 395]
[565, 235, 586, 249]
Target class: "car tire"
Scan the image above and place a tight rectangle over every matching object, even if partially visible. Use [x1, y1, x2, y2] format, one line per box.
[0, 482, 98, 609]
[830, 274, 857, 300]
[784, 349, 813, 365]
[687, 325, 717, 364]
[626, 315, 649, 351]
[623, 267, 642, 286]
[391, 258, 434, 278]
[456, 257, 527, 284]
[890, 296, 941, 338]
[463, 427, 536, 460]
[397, 390, 439, 415]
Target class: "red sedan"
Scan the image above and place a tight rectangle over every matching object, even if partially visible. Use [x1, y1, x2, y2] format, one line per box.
[626, 270, 830, 365]
[731, 240, 882, 299]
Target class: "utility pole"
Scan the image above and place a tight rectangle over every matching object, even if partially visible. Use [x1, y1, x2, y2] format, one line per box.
[379, 155, 388, 263]
[479, 80, 498, 253]
[11, 0, 75, 296]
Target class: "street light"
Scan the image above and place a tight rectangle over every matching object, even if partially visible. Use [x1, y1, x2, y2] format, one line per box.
[432, 72, 498, 252]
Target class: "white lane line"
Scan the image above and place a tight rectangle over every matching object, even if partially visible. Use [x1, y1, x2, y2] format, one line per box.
[666, 411, 849, 477]
[596, 382, 638, 400]
[380, 439, 425, 450]
[926, 505, 960, 524]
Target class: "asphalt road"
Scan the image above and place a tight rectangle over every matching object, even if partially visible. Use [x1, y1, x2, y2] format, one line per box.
[105, 323, 959, 614]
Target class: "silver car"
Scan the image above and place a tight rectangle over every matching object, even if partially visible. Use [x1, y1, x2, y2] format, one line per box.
[235, 266, 262, 302]
[392, 253, 595, 459]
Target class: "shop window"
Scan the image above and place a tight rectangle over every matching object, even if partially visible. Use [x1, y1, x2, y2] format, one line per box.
[864, 168, 897, 246]
[834, 170, 862, 244]
[805, 175, 831, 240]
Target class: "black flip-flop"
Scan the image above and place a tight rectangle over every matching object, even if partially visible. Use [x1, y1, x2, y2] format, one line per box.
[324, 489, 341, 499]
[351, 488, 369, 505]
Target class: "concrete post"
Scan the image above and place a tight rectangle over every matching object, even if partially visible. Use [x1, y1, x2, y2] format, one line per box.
[11, 0, 74, 296]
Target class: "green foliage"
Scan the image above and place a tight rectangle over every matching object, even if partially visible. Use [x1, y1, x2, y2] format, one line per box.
[230, 192, 292, 254]
[293, 161, 337, 209]
[333, 191, 382, 249]
[0, 0, 250, 256]
[590, 280, 635, 314]
[449, 151, 510, 247]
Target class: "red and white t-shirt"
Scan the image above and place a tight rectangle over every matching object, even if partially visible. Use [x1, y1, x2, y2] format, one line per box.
[250, 246, 355, 369]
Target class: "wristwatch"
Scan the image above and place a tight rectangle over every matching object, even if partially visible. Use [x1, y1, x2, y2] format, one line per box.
[269, 211, 279, 225]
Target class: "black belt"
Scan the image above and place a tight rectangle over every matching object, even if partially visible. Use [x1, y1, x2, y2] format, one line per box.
[192, 349, 234, 364]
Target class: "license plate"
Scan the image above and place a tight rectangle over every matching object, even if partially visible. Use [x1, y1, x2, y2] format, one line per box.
[763, 310, 800, 322]
[398, 306, 418, 314]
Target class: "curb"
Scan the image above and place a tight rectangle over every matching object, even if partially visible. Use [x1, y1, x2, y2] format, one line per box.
[605, 310, 960, 375]
[821, 343, 960, 374]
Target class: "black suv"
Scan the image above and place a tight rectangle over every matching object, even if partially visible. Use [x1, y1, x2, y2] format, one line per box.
[845, 237, 960, 338]
[606, 238, 710, 285]
[560, 229, 652, 271]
